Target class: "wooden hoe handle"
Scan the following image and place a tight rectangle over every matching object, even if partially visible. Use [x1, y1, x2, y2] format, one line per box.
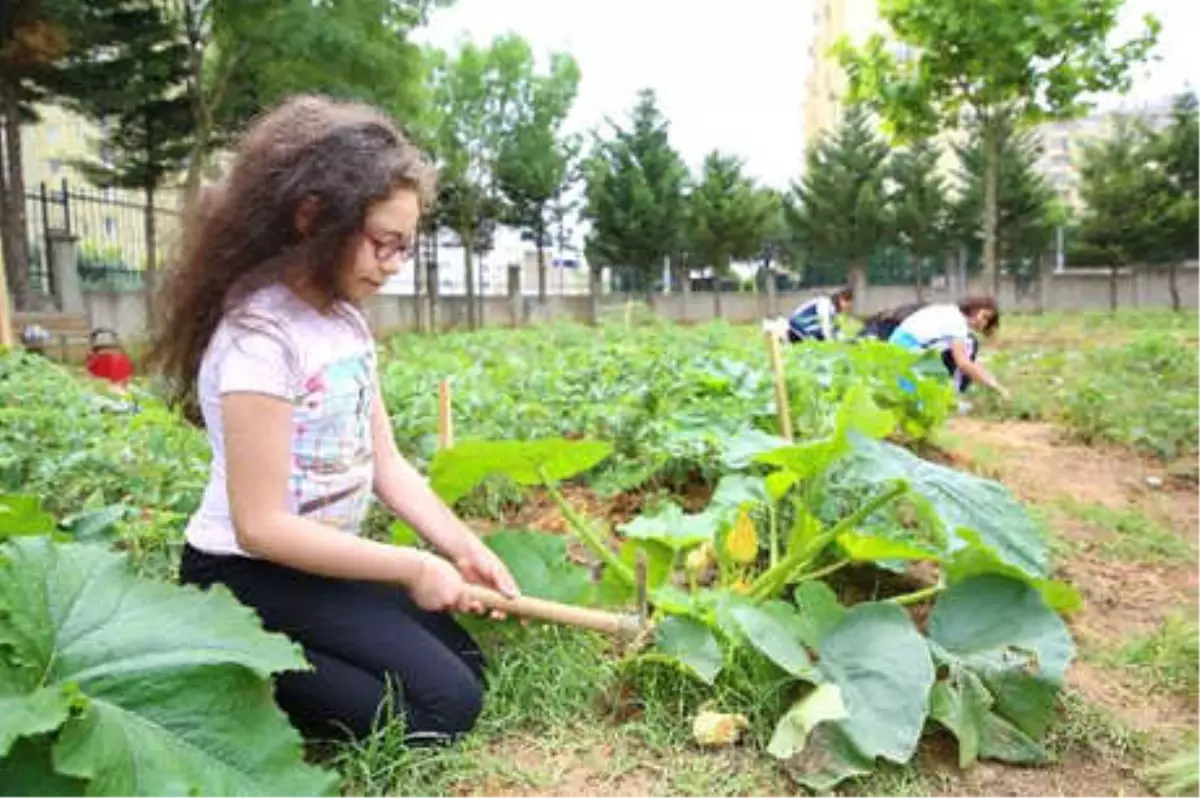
[464, 584, 644, 639]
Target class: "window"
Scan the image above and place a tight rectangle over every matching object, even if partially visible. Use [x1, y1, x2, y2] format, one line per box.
[48, 158, 63, 175]
[104, 217, 117, 239]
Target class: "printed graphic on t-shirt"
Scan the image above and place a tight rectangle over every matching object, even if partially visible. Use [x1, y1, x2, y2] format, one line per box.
[290, 352, 374, 532]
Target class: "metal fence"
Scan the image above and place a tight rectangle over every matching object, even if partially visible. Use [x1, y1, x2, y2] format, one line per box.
[24, 180, 181, 301]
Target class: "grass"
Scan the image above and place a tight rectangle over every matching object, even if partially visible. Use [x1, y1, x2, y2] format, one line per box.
[327, 624, 797, 796]
[975, 311, 1199, 462]
[1055, 499, 1195, 565]
[1100, 613, 1200, 701]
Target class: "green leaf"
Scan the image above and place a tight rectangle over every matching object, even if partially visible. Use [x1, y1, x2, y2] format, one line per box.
[0, 686, 75, 757]
[720, 427, 789, 470]
[836, 531, 941, 563]
[792, 581, 846, 647]
[755, 437, 842, 481]
[0, 537, 337, 796]
[814, 602, 935, 765]
[844, 435, 1050, 578]
[784, 722, 876, 793]
[718, 597, 819, 681]
[618, 503, 717, 552]
[708, 474, 768, 510]
[0, 495, 56, 541]
[389, 520, 419, 547]
[651, 615, 724, 685]
[64, 505, 129, 542]
[928, 667, 991, 767]
[483, 531, 591, 604]
[0, 736, 87, 796]
[927, 575, 1075, 759]
[765, 471, 798, 501]
[836, 382, 897, 440]
[768, 682, 847, 759]
[945, 530, 1083, 613]
[430, 438, 613, 505]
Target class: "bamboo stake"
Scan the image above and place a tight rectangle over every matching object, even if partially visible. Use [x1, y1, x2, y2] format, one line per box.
[765, 330, 793, 441]
[464, 584, 644, 639]
[438, 378, 454, 449]
[0, 256, 13, 349]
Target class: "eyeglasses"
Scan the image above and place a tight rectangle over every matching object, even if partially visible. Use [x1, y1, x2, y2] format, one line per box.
[364, 231, 413, 263]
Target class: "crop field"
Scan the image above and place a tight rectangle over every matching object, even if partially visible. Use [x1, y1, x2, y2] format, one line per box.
[0, 310, 1196, 796]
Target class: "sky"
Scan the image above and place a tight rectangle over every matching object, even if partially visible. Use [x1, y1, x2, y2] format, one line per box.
[418, 0, 1197, 190]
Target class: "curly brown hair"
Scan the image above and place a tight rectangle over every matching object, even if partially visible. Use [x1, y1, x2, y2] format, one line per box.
[147, 94, 434, 424]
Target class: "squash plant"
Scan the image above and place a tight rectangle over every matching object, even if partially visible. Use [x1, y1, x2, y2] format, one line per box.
[428, 386, 1080, 791]
[0, 495, 338, 796]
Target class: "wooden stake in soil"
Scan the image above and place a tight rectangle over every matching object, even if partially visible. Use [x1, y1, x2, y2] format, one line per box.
[438, 378, 454, 449]
[765, 330, 793, 441]
[0, 254, 13, 349]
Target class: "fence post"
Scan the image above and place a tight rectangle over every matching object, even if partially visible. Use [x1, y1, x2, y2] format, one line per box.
[47, 231, 83, 315]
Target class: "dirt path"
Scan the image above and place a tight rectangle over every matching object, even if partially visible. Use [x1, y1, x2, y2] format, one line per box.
[942, 418, 1198, 737]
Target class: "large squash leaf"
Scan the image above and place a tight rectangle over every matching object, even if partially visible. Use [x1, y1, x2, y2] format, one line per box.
[483, 530, 591, 604]
[843, 435, 1049, 578]
[618, 502, 717, 552]
[769, 602, 935, 792]
[648, 615, 724, 685]
[0, 538, 337, 796]
[926, 575, 1075, 767]
[429, 438, 613, 505]
[0, 494, 56, 541]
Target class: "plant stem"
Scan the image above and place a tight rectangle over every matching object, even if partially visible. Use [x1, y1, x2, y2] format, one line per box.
[890, 585, 943, 606]
[768, 504, 779, 568]
[798, 559, 850, 583]
[748, 482, 907, 601]
[544, 479, 635, 586]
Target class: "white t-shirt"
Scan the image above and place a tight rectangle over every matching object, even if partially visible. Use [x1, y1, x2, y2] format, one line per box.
[893, 304, 970, 352]
[185, 285, 378, 557]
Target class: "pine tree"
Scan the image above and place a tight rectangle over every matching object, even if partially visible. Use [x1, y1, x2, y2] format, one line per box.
[889, 139, 949, 299]
[684, 151, 771, 317]
[784, 104, 889, 296]
[951, 115, 1056, 287]
[59, 1, 193, 325]
[582, 89, 688, 301]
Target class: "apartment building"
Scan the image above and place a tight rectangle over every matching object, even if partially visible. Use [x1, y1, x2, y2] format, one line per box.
[1033, 95, 1175, 211]
[803, 0, 885, 151]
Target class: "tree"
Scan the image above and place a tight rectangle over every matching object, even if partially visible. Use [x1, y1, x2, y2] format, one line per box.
[428, 35, 535, 330]
[172, 0, 451, 204]
[684, 151, 771, 317]
[60, 1, 194, 326]
[784, 103, 889, 297]
[836, 0, 1159, 292]
[1076, 114, 1162, 310]
[755, 187, 788, 314]
[888, 138, 949, 299]
[0, 0, 131, 309]
[950, 115, 1057, 290]
[582, 89, 688, 302]
[494, 51, 581, 305]
[1147, 91, 1199, 311]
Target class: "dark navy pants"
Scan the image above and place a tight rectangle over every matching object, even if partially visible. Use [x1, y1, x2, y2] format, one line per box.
[179, 544, 485, 744]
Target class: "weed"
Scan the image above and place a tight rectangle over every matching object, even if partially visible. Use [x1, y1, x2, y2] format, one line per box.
[1102, 612, 1200, 700]
[1055, 499, 1194, 564]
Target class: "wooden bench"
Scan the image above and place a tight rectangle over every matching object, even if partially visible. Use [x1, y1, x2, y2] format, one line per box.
[12, 311, 94, 364]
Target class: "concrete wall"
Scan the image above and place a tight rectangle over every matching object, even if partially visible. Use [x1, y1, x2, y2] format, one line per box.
[80, 264, 1197, 341]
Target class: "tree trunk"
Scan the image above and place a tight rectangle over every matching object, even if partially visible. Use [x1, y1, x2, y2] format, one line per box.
[1036, 250, 1051, 315]
[588, 266, 601, 326]
[982, 125, 1000, 296]
[1108, 263, 1119, 312]
[144, 183, 158, 333]
[427, 236, 440, 334]
[763, 261, 777, 316]
[847, 260, 866, 304]
[1, 82, 31, 311]
[1168, 260, 1181, 312]
[712, 280, 722, 319]
[412, 228, 424, 333]
[536, 220, 547, 306]
[913, 252, 924, 301]
[680, 254, 691, 322]
[464, 238, 476, 330]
